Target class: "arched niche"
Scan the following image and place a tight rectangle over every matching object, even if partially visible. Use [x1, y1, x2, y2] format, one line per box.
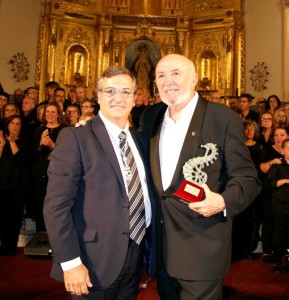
[65, 44, 89, 87]
[125, 39, 162, 95]
[197, 51, 217, 91]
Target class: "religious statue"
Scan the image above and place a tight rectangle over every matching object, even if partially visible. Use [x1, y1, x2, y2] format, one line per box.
[133, 44, 153, 90]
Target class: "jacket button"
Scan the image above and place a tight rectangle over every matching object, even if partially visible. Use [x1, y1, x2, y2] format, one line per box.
[122, 231, 129, 237]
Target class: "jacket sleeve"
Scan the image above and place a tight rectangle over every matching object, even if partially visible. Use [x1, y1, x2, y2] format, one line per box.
[43, 127, 82, 264]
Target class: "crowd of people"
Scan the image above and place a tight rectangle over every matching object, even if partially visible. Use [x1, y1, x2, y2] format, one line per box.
[0, 57, 288, 299]
[0, 79, 161, 257]
[209, 91, 289, 275]
[0, 82, 99, 255]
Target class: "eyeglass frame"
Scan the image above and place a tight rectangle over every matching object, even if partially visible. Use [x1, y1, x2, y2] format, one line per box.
[261, 118, 273, 122]
[100, 87, 135, 99]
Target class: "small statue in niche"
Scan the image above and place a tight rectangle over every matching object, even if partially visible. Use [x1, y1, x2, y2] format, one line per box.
[133, 43, 153, 90]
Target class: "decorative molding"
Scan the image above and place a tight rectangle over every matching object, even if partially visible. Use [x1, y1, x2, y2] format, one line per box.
[65, 27, 92, 54]
[9, 52, 30, 82]
[249, 62, 269, 91]
[134, 20, 156, 39]
[64, 0, 96, 7]
[185, 0, 222, 11]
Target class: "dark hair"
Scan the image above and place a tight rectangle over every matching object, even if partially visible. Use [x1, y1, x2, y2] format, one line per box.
[65, 104, 81, 115]
[97, 66, 137, 92]
[265, 94, 281, 111]
[54, 87, 66, 95]
[2, 102, 20, 119]
[274, 126, 289, 136]
[24, 87, 38, 96]
[239, 93, 254, 102]
[45, 81, 60, 89]
[3, 115, 23, 137]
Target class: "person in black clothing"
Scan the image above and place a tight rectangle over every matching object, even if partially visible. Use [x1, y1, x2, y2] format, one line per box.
[238, 93, 259, 123]
[232, 120, 262, 260]
[267, 138, 289, 274]
[259, 126, 289, 263]
[258, 111, 274, 148]
[0, 115, 29, 255]
[131, 87, 148, 130]
[32, 102, 66, 231]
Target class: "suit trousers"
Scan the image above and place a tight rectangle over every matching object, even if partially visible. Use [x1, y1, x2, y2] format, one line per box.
[70, 239, 144, 300]
[156, 263, 223, 300]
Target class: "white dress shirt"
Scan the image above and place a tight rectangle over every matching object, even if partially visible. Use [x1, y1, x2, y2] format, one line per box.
[160, 92, 199, 190]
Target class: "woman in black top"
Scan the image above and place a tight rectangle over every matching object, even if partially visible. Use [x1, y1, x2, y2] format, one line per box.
[259, 126, 289, 263]
[267, 138, 289, 273]
[0, 115, 29, 255]
[32, 102, 66, 231]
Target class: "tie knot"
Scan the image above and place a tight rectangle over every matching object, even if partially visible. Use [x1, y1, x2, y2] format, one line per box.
[119, 131, 126, 141]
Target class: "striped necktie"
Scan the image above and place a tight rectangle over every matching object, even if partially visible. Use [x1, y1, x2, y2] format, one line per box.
[119, 131, 146, 245]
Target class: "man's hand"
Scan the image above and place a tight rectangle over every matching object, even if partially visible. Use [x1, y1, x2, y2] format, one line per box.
[64, 263, 93, 296]
[188, 184, 225, 217]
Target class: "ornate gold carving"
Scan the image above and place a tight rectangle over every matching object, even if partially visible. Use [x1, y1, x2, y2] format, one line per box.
[35, 22, 45, 87]
[36, 0, 243, 101]
[134, 20, 156, 39]
[185, 0, 222, 11]
[64, 0, 96, 7]
[65, 27, 92, 54]
[106, 0, 129, 14]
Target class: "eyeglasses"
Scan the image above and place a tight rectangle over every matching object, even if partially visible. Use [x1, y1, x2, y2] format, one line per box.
[81, 105, 92, 109]
[261, 118, 273, 122]
[244, 128, 255, 132]
[101, 88, 134, 99]
[66, 110, 78, 114]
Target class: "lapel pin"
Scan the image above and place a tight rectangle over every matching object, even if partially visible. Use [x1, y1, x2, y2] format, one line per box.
[191, 132, 196, 136]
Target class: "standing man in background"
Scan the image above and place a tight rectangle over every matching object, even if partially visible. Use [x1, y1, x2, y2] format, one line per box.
[141, 54, 261, 299]
[44, 66, 156, 299]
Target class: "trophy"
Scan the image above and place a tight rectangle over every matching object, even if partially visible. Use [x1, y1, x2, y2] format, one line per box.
[173, 143, 218, 203]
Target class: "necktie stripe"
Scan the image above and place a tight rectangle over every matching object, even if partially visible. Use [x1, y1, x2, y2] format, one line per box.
[119, 131, 146, 245]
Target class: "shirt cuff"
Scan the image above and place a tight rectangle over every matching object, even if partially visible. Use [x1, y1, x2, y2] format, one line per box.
[60, 257, 82, 271]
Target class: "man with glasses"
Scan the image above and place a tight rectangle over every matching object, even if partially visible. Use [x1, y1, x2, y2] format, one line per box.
[238, 93, 259, 123]
[44, 66, 156, 299]
[54, 87, 70, 112]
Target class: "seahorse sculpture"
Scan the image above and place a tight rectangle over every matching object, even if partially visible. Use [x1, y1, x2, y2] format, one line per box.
[183, 143, 219, 184]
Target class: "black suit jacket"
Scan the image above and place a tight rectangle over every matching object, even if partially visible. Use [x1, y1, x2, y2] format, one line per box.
[141, 96, 262, 280]
[43, 115, 156, 288]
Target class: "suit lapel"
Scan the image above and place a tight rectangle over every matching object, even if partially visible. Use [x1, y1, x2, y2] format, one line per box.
[150, 104, 167, 194]
[90, 115, 125, 191]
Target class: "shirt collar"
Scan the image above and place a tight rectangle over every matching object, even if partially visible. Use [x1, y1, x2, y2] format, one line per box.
[164, 91, 199, 123]
[99, 111, 129, 140]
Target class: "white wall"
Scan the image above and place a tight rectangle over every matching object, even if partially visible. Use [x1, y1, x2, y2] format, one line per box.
[244, 0, 283, 101]
[0, 0, 42, 95]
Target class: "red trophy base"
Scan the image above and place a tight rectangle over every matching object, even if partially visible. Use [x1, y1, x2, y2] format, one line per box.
[173, 180, 204, 203]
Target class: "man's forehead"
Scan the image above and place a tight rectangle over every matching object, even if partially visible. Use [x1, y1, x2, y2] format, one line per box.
[156, 59, 189, 73]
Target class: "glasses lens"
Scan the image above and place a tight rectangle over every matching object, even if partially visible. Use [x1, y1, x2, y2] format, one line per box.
[102, 88, 133, 99]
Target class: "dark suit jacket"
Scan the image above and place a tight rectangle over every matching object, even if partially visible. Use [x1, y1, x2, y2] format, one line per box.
[141, 96, 262, 280]
[43, 115, 156, 288]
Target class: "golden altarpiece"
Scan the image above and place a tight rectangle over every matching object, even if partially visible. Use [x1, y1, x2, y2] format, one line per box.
[36, 0, 244, 101]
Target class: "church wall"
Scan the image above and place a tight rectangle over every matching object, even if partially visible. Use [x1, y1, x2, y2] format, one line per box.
[0, 0, 42, 95]
[244, 0, 283, 101]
